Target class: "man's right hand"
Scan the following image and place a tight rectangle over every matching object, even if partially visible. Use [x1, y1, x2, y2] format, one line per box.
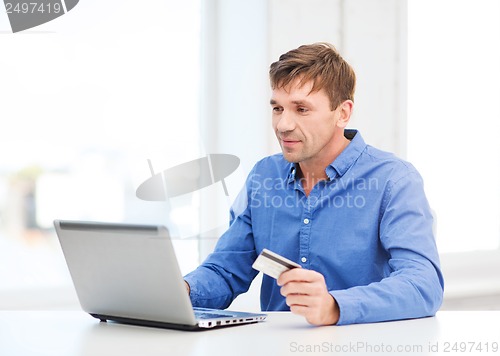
[184, 281, 190, 294]
[278, 268, 340, 326]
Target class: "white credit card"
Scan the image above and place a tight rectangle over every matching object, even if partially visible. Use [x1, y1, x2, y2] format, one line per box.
[252, 248, 301, 279]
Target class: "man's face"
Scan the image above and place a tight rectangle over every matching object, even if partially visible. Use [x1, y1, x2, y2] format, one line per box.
[271, 79, 346, 165]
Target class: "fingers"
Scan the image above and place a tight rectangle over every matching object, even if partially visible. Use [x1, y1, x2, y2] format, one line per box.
[278, 269, 327, 311]
[278, 269, 325, 298]
[281, 283, 326, 312]
[277, 267, 323, 287]
[277, 269, 339, 325]
[280, 280, 325, 297]
[292, 296, 338, 326]
[283, 292, 314, 308]
[285, 291, 338, 326]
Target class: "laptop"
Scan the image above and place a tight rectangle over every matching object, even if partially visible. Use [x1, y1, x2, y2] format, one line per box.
[54, 220, 266, 330]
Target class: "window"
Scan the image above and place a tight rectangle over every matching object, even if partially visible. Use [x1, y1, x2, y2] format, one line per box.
[407, 0, 500, 254]
[0, 0, 201, 306]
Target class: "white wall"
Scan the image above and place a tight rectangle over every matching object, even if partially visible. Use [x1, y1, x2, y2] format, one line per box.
[267, 0, 407, 156]
[198, 0, 271, 258]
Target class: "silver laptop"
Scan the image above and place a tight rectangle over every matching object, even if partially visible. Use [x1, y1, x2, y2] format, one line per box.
[54, 220, 266, 330]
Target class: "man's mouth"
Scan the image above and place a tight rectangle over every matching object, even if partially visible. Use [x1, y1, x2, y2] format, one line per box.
[281, 138, 301, 147]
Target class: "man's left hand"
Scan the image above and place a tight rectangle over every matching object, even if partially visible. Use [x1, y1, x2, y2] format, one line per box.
[277, 268, 339, 325]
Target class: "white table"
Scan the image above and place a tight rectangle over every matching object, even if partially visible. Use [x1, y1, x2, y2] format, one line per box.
[1, 311, 499, 355]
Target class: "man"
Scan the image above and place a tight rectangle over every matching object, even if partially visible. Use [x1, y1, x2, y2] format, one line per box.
[184, 42, 444, 325]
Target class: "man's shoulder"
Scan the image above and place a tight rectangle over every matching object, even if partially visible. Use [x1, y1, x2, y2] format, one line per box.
[249, 153, 291, 179]
[360, 144, 420, 182]
[346, 130, 417, 177]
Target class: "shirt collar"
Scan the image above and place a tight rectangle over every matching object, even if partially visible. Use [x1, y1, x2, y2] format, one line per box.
[286, 129, 366, 183]
[329, 129, 366, 178]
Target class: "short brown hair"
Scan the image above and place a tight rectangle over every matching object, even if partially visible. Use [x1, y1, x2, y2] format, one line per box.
[269, 42, 356, 110]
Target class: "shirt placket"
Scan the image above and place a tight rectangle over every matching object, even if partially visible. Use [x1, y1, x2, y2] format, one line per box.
[298, 189, 323, 269]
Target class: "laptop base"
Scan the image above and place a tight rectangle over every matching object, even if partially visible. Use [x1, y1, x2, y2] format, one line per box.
[90, 313, 258, 331]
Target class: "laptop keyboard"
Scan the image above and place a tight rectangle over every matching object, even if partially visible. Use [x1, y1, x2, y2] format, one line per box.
[194, 311, 233, 320]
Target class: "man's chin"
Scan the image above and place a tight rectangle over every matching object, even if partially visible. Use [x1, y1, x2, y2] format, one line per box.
[281, 152, 301, 163]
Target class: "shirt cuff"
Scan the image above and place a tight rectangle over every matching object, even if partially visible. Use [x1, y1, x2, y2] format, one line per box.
[183, 271, 233, 309]
[184, 274, 201, 305]
[330, 289, 362, 325]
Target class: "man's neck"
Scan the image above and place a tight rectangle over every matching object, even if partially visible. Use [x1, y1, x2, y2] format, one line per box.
[298, 135, 351, 196]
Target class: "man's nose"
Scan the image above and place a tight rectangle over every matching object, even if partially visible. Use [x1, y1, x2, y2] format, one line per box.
[276, 110, 295, 133]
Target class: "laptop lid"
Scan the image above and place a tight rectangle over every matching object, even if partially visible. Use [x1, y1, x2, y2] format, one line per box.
[54, 220, 266, 330]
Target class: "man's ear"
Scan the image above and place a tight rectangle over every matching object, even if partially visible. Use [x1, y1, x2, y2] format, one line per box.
[336, 100, 354, 128]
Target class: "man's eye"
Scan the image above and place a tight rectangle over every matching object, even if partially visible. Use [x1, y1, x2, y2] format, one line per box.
[272, 107, 283, 113]
[297, 107, 308, 113]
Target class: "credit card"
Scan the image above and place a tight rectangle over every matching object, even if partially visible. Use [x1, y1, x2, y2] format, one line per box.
[252, 248, 301, 279]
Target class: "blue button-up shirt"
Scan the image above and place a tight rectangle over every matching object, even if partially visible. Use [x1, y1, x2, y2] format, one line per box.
[184, 130, 444, 325]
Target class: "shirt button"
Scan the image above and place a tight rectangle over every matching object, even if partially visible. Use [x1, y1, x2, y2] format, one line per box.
[301, 257, 307, 263]
[303, 218, 310, 224]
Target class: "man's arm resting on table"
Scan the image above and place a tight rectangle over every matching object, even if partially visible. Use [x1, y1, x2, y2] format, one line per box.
[278, 268, 340, 326]
[187, 269, 340, 325]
